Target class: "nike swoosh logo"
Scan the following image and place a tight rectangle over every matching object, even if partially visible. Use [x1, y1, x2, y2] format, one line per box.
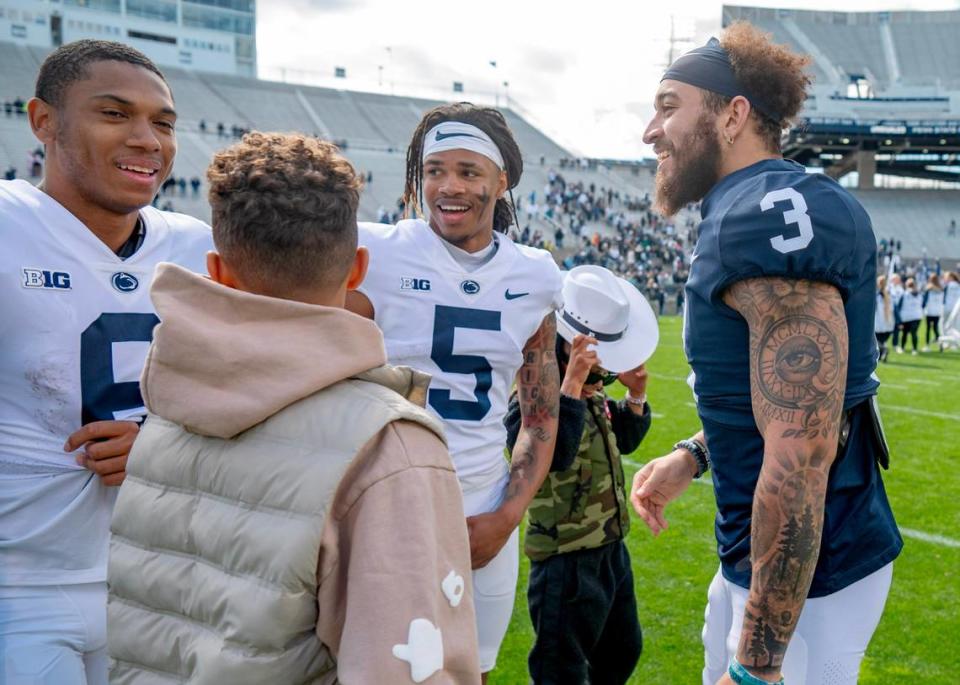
[436, 130, 481, 141]
[505, 290, 529, 300]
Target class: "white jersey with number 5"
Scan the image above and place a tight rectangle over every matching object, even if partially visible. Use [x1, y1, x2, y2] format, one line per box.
[0, 179, 212, 586]
[358, 219, 563, 492]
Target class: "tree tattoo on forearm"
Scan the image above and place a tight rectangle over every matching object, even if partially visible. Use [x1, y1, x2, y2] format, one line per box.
[725, 277, 849, 677]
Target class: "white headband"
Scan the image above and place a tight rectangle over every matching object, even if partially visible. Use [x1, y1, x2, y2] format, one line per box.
[422, 121, 505, 170]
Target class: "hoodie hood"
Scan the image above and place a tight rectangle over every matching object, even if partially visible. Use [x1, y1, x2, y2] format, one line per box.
[142, 263, 391, 438]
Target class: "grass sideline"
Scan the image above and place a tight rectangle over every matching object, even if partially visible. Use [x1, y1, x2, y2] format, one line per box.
[495, 315, 960, 684]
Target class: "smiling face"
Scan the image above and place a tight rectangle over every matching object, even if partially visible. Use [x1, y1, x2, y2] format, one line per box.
[643, 80, 723, 217]
[422, 148, 507, 251]
[41, 59, 176, 218]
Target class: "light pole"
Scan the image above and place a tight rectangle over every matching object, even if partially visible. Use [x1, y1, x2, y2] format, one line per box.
[386, 46, 394, 95]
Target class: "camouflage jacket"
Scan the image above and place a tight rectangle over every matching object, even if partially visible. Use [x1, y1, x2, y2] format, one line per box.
[505, 392, 652, 562]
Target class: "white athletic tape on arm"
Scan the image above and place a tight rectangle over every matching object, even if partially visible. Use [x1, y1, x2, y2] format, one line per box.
[422, 121, 504, 169]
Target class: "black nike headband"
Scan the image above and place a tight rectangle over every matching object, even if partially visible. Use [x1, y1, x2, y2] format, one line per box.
[661, 37, 781, 123]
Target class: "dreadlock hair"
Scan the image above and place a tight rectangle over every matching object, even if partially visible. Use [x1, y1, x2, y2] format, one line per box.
[36, 39, 168, 109]
[403, 102, 523, 233]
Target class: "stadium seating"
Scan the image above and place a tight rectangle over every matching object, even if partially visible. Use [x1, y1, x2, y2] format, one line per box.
[725, 6, 960, 92]
[0, 39, 643, 242]
[0, 41, 40, 104]
[851, 189, 960, 258]
[891, 21, 960, 89]
[743, 16, 832, 85]
[1, 31, 957, 259]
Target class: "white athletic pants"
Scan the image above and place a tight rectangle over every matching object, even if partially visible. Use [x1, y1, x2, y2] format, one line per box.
[702, 563, 893, 685]
[462, 476, 520, 674]
[0, 583, 107, 685]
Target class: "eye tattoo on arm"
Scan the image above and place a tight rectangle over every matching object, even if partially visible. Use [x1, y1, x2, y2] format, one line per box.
[724, 277, 849, 678]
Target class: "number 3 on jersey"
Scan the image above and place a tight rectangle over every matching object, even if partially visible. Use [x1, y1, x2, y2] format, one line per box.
[429, 304, 502, 421]
[761, 187, 814, 254]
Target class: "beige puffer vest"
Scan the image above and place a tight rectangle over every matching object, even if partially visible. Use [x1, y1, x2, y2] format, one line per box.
[107, 368, 444, 685]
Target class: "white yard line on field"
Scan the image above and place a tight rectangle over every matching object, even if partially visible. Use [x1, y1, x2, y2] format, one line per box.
[898, 528, 960, 549]
[622, 459, 960, 549]
[647, 372, 689, 382]
[904, 378, 944, 386]
[880, 405, 959, 420]
[675, 396, 954, 420]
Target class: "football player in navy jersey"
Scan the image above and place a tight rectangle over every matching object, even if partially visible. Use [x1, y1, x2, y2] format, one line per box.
[631, 22, 900, 685]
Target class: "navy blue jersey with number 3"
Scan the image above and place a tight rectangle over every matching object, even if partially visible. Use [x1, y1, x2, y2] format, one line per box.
[684, 159, 902, 597]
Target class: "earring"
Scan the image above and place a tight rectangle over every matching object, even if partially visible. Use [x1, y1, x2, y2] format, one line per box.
[726, 135, 734, 145]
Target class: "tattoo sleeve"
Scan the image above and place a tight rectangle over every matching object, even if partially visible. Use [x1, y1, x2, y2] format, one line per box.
[724, 278, 848, 678]
[505, 314, 560, 519]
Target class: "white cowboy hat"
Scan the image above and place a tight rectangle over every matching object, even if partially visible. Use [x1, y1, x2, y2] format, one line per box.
[555, 265, 659, 373]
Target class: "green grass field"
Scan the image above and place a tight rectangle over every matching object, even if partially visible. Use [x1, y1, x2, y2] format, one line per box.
[495, 315, 960, 684]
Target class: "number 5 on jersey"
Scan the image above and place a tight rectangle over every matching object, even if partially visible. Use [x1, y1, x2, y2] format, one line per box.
[429, 305, 502, 421]
[761, 187, 814, 254]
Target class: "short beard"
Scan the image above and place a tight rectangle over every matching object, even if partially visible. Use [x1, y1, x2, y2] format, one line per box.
[654, 112, 722, 217]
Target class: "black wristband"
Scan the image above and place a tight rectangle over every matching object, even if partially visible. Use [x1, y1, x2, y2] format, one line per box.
[674, 438, 710, 479]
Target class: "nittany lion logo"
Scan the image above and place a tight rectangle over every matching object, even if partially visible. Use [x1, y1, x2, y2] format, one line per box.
[112, 272, 139, 293]
[460, 280, 481, 295]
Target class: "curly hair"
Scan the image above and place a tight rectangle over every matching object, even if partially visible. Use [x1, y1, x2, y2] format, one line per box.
[207, 132, 362, 297]
[404, 102, 522, 233]
[703, 21, 812, 152]
[36, 40, 167, 109]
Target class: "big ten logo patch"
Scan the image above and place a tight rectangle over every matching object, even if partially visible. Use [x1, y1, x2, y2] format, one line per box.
[23, 268, 71, 290]
[401, 277, 431, 292]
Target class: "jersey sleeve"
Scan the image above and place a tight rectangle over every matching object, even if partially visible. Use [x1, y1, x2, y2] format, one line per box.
[356, 222, 397, 318]
[547, 258, 565, 312]
[714, 174, 864, 301]
[148, 208, 214, 273]
[517, 243, 564, 320]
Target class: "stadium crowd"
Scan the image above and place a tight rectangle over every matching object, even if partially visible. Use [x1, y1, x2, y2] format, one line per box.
[513, 172, 695, 314]
[876, 265, 960, 358]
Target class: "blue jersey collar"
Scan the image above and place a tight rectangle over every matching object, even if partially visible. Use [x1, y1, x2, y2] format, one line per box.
[700, 158, 804, 220]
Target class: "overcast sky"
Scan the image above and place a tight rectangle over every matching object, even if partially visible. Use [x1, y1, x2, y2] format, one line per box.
[256, 0, 960, 159]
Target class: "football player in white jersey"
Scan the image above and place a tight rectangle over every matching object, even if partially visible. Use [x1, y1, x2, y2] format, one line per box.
[347, 103, 563, 680]
[0, 41, 212, 684]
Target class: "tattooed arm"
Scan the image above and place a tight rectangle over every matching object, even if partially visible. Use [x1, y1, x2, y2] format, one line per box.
[465, 314, 560, 569]
[723, 277, 848, 682]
